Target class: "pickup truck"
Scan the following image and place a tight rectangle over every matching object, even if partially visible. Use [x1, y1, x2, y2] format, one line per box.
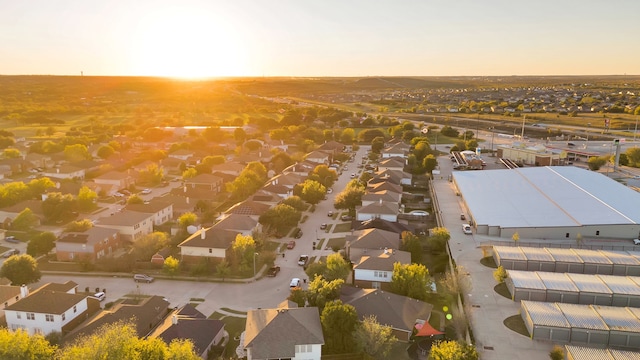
[267, 266, 281, 277]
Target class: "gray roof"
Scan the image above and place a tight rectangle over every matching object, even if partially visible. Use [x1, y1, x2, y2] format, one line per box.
[536, 272, 579, 292]
[520, 301, 569, 327]
[6, 290, 86, 314]
[593, 306, 640, 333]
[357, 201, 398, 215]
[347, 228, 400, 250]
[565, 345, 640, 360]
[507, 270, 546, 290]
[566, 273, 612, 294]
[556, 303, 609, 330]
[354, 249, 411, 271]
[453, 166, 640, 228]
[244, 307, 324, 359]
[94, 210, 153, 226]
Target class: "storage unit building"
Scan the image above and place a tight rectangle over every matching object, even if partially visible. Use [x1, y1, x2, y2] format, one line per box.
[593, 306, 640, 349]
[559, 303, 610, 345]
[599, 275, 640, 308]
[520, 301, 571, 342]
[505, 270, 547, 302]
[492, 246, 527, 271]
[537, 271, 580, 304]
[572, 249, 614, 275]
[520, 247, 556, 272]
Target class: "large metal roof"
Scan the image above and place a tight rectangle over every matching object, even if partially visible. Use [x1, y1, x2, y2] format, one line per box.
[536, 271, 579, 292]
[567, 273, 613, 294]
[507, 270, 546, 290]
[557, 303, 609, 330]
[453, 166, 640, 228]
[521, 301, 569, 327]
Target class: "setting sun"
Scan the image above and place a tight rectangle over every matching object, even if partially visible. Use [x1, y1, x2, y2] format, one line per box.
[129, 7, 249, 79]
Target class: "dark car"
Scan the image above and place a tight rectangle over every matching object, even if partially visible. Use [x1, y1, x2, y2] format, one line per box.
[267, 266, 281, 277]
[294, 229, 303, 239]
[5, 236, 19, 244]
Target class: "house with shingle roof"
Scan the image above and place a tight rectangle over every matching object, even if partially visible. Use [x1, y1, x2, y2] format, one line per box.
[0, 285, 25, 322]
[345, 228, 401, 263]
[305, 150, 331, 165]
[125, 201, 173, 226]
[5, 283, 101, 336]
[184, 174, 223, 193]
[0, 200, 44, 227]
[352, 248, 411, 290]
[92, 171, 134, 194]
[378, 157, 406, 172]
[361, 190, 402, 207]
[93, 211, 154, 242]
[367, 181, 403, 194]
[356, 200, 399, 222]
[56, 227, 121, 262]
[41, 164, 85, 180]
[211, 162, 244, 176]
[244, 304, 324, 360]
[149, 304, 225, 359]
[226, 200, 271, 220]
[340, 287, 433, 341]
[381, 142, 410, 159]
[179, 214, 259, 261]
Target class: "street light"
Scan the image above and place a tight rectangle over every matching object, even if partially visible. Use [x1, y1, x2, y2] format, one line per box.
[253, 252, 259, 278]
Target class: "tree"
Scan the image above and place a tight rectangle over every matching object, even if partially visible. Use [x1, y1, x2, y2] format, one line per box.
[390, 263, 431, 301]
[493, 266, 508, 283]
[258, 204, 301, 237]
[127, 194, 144, 205]
[321, 300, 358, 354]
[281, 195, 307, 211]
[429, 340, 478, 360]
[0, 254, 41, 285]
[549, 345, 564, 360]
[287, 287, 307, 307]
[333, 187, 365, 215]
[371, 136, 385, 153]
[423, 154, 438, 174]
[300, 179, 326, 205]
[353, 315, 397, 359]
[231, 234, 256, 272]
[182, 167, 197, 180]
[57, 321, 200, 360]
[0, 328, 57, 359]
[27, 177, 55, 197]
[309, 165, 338, 188]
[270, 151, 294, 173]
[216, 260, 230, 281]
[63, 144, 91, 162]
[163, 256, 180, 276]
[27, 232, 56, 257]
[2, 148, 21, 159]
[96, 145, 115, 159]
[626, 147, 640, 167]
[307, 276, 344, 311]
[64, 219, 93, 232]
[401, 231, 423, 263]
[138, 163, 164, 185]
[42, 192, 77, 223]
[131, 232, 169, 261]
[340, 128, 356, 144]
[512, 232, 520, 244]
[587, 155, 608, 170]
[11, 208, 39, 231]
[325, 253, 351, 281]
[428, 227, 450, 253]
[177, 212, 198, 230]
[77, 186, 98, 212]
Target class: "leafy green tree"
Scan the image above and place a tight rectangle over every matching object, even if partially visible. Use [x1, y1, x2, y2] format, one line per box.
[333, 187, 365, 215]
[358, 128, 387, 143]
[64, 219, 93, 232]
[138, 163, 164, 185]
[77, 186, 98, 212]
[177, 212, 198, 230]
[321, 300, 358, 354]
[127, 194, 144, 205]
[549, 345, 564, 360]
[231, 234, 256, 272]
[258, 204, 301, 237]
[2, 148, 21, 159]
[493, 266, 508, 283]
[354, 315, 397, 359]
[163, 256, 180, 276]
[423, 154, 438, 174]
[429, 340, 478, 360]
[216, 260, 230, 281]
[0, 328, 56, 359]
[57, 321, 200, 360]
[340, 128, 356, 144]
[226, 162, 268, 201]
[325, 253, 351, 281]
[428, 227, 450, 252]
[27, 232, 56, 257]
[131, 232, 169, 261]
[97, 145, 115, 159]
[309, 165, 338, 188]
[64, 144, 91, 162]
[11, 208, 39, 231]
[182, 167, 198, 180]
[371, 136, 386, 153]
[401, 231, 423, 263]
[281, 195, 307, 211]
[0, 254, 41, 285]
[42, 192, 77, 223]
[390, 263, 431, 301]
[305, 261, 328, 281]
[587, 155, 608, 170]
[307, 276, 344, 311]
[287, 287, 307, 307]
[626, 147, 640, 167]
[27, 177, 55, 197]
[300, 179, 326, 205]
[0, 182, 30, 207]
[270, 151, 295, 173]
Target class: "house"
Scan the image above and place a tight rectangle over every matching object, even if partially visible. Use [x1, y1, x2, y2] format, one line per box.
[340, 287, 433, 341]
[249, 190, 283, 206]
[211, 162, 244, 176]
[66, 296, 170, 342]
[5, 283, 100, 336]
[304, 150, 331, 165]
[352, 248, 411, 290]
[378, 157, 406, 172]
[93, 211, 154, 242]
[381, 143, 410, 159]
[184, 174, 223, 193]
[168, 149, 194, 161]
[244, 304, 324, 360]
[367, 181, 403, 195]
[125, 201, 173, 226]
[361, 190, 402, 207]
[0, 200, 44, 227]
[260, 183, 293, 199]
[179, 214, 259, 262]
[159, 194, 196, 219]
[225, 200, 271, 220]
[41, 165, 85, 180]
[92, 171, 134, 193]
[354, 218, 416, 235]
[345, 228, 401, 263]
[316, 141, 345, 155]
[148, 304, 225, 359]
[151, 248, 172, 265]
[0, 284, 25, 322]
[369, 169, 412, 186]
[56, 227, 121, 262]
[356, 200, 399, 222]
[267, 172, 305, 190]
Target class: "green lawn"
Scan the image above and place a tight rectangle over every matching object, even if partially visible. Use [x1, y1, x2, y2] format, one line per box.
[219, 316, 248, 358]
[325, 237, 346, 250]
[332, 223, 352, 233]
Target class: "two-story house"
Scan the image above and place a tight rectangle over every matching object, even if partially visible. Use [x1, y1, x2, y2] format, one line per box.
[5, 282, 100, 336]
[352, 248, 411, 290]
[56, 227, 121, 262]
[92, 171, 134, 194]
[93, 211, 154, 242]
[345, 228, 401, 263]
[125, 201, 173, 226]
[184, 174, 223, 193]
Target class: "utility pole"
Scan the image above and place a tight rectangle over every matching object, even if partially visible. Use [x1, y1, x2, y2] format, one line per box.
[635, 116, 638, 146]
[520, 115, 526, 140]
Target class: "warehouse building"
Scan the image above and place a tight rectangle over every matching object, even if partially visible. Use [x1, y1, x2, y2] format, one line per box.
[453, 166, 640, 240]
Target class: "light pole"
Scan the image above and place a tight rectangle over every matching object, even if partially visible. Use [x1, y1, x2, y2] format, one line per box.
[634, 116, 638, 146]
[253, 252, 259, 278]
[489, 127, 495, 156]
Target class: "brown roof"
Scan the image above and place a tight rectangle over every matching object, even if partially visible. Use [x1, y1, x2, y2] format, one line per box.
[0, 285, 21, 303]
[6, 290, 86, 314]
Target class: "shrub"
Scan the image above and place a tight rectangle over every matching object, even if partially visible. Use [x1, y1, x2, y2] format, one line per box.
[493, 266, 508, 283]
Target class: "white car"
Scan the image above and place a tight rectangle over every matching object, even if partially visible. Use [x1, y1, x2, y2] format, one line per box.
[634, 239, 640, 245]
[462, 224, 472, 234]
[409, 210, 429, 216]
[93, 292, 106, 301]
[298, 255, 309, 266]
[141, 188, 152, 195]
[290, 278, 301, 288]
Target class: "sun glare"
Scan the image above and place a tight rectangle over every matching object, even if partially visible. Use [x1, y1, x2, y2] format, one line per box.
[130, 8, 249, 79]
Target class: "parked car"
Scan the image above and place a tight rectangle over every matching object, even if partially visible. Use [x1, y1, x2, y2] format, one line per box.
[5, 236, 20, 244]
[290, 278, 301, 288]
[462, 224, 472, 234]
[298, 255, 309, 266]
[340, 215, 353, 221]
[327, 211, 334, 217]
[93, 291, 106, 301]
[320, 223, 327, 230]
[267, 266, 281, 277]
[3, 249, 19, 258]
[327, 188, 333, 194]
[350, 173, 356, 178]
[409, 210, 429, 216]
[141, 188, 152, 195]
[287, 240, 296, 249]
[460, 214, 466, 220]
[634, 239, 640, 245]
[293, 229, 303, 239]
[133, 274, 155, 283]
[121, 190, 131, 196]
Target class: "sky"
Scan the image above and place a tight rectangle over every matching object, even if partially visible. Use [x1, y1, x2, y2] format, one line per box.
[2, 0, 640, 78]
